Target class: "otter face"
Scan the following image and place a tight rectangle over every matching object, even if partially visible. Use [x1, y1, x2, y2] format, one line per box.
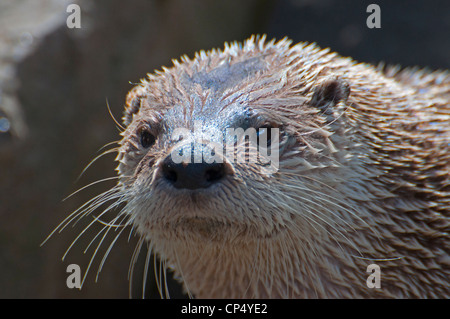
[53, 36, 449, 298]
[115, 37, 353, 246]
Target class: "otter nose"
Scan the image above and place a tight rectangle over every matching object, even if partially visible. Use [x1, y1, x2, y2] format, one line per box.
[161, 154, 226, 190]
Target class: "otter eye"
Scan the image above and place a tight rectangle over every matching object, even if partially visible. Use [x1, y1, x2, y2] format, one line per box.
[139, 128, 155, 148]
[257, 126, 273, 148]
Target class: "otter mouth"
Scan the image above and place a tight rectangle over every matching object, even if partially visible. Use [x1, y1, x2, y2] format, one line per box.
[155, 214, 288, 242]
[169, 216, 232, 239]
[150, 196, 288, 241]
[159, 182, 223, 206]
[146, 180, 234, 235]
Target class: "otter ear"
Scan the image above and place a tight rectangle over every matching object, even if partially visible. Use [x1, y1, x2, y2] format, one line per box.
[309, 77, 350, 119]
[123, 87, 145, 127]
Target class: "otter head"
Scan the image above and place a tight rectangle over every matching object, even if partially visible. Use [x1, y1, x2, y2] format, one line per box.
[114, 36, 365, 298]
[113, 36, 449, 298]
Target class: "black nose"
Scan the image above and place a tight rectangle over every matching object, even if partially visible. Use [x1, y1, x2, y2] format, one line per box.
[161, 155, 226, 190]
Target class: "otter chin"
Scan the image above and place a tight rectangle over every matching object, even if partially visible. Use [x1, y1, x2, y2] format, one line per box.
[66, 35, 448, 298]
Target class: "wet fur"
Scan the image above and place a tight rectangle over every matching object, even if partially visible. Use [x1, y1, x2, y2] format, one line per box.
[59, 36, 450, 298]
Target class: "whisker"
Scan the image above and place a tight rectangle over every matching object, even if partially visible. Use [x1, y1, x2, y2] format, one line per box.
[41, 187, 120, 246]
[158, 257, 165, 298]
[279, 186, 359, 234]
[127, 216, 138, 243]
[80, 220, 115, 288]
[276, 177, 372, 231]
[106, 98, 125, 132]
[303, 207, 356, 256]
[127, 235, 145, 298]
[163, 259, 170, 299]
[62, 192, 125, 261]
[294, 197, 359, 256]
[352, 255, 405, 262]
[141, 241, 153, 299]
[269, 182, 359, 257]
[153, 252, 161, 298]
[98, 140, 121, 153]
[173, 246, 193, 299]
[94, 216, 127, 228]
[71, 186, 128, 227]
[63, 176, 122, 202]
[76, 148, 120, 182]
[79, 198, 132, 288]
[95, 213, 131, 282]
[82, 197, 129, 253]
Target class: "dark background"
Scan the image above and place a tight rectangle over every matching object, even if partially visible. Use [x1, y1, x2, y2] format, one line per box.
[0, 0, 449, 298]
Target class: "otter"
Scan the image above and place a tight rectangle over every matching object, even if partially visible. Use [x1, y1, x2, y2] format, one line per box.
[59, 35, 450, 298]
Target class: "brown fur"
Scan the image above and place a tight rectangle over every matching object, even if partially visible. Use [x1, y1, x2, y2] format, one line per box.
[100, 36, 449, 298]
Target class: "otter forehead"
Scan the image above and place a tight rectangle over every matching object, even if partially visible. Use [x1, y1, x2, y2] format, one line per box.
[186, 56, 267, 94]
[122, 36, 328, 134]
[163, 56, 266, 130]
[163, 56, 268, 134]
[162, 58, 276, 134]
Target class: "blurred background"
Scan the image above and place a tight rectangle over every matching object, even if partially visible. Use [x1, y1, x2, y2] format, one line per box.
[0, 0, 449, 298]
